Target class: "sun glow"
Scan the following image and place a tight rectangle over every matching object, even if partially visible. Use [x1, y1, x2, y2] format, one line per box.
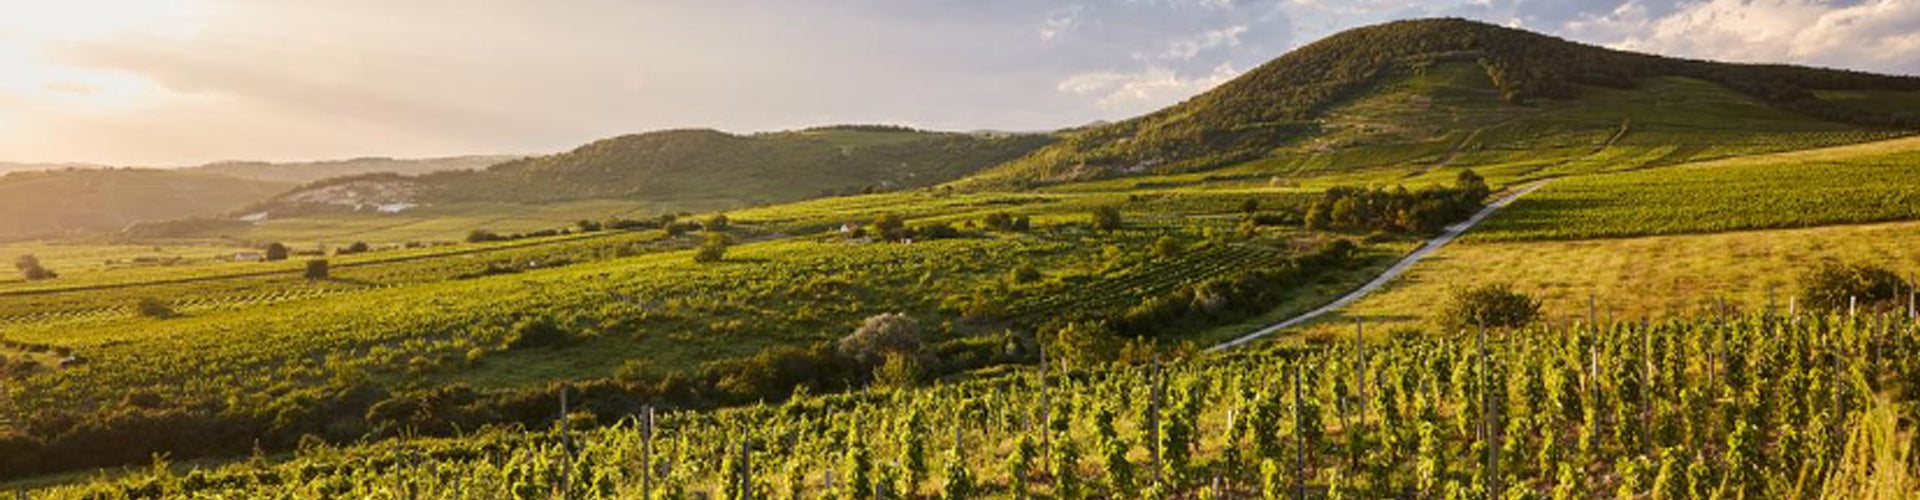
[0, 0, 209, 120]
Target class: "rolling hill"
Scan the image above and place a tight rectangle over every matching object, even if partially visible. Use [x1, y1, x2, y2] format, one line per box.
[186, 155, 521, 183]
[0, 169, 292, 242]
[962, 17, 1920, 188]
[253, 126, 1054, 217]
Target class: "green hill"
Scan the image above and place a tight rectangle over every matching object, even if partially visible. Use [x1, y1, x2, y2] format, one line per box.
[0, 169, 292, 241]
[964, 18, 1920, 188]
[258, 126, 1053, 216]
[187, 155, 520, 183]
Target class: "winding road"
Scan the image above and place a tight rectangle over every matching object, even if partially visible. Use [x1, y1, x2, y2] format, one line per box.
[1208, 181, 1550, 351]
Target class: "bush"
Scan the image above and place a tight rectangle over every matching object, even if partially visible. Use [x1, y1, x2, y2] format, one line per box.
[838, 313, 923, 369]
[872, 353, 922, 390]
[694, 233, 730, 263]
[303, 259, 329, 280]
[335, 241, 371, 255]
[465, 230, 503, 243]
[505, 317, 574, 350]
[1009, 264, 1042, 285]
[1799, 261, 1911, 313]
[703, 214, 730, 232]
[133, 298, 174, 319]
[1091, 206, 1122, 231]
[1152, 236, 1182, 260]
[1048, 321, 1119, 368]
[263, 243, 289, 261]
[1434, 282, 1541, 332]
[14, 254, 55, 281]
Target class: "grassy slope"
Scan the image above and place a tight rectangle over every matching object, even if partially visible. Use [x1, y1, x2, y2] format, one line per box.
[1302, 220, 1920, 338]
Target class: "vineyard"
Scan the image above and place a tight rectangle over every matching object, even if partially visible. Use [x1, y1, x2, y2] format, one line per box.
[1473, 144, 1920, 242]
[26, 311, 1919, 499]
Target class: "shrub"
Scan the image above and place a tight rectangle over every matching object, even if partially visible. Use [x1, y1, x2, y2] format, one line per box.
[1091, 206, 1122, 231]
[838, 313, 923, 369]
[1009, 264, 1042, 285]
[704, 214, 730, 232]
[133, 298, 174, 319]
[505, 317, 574, 350]
[1048, 321, 1119, 368]
[1799, 261, 1911, 313]
[1434, 282, 1541, 332]
[694, 233, 730, 263]
[303, 259, 329, 280]
[465, 230, 503, 243]
[335, 242, 371, 255]
[263, 243, 289, 261]
[14, 254, 55, 281]
[1152, 236, 1182, 260]
[872, 353, 923, 390]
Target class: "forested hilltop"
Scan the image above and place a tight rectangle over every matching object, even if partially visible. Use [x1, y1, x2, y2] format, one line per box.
[964, 18, 1920, 187]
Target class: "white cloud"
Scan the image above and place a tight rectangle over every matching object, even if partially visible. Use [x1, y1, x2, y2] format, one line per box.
[1158, 25, 1250, 60]
[1039, 5, 1085, 41]
[1566, 0, 1920, 73]
[1059, 63, 1242, 110]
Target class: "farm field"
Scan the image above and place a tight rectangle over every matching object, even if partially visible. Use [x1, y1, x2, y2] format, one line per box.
[1300, 220, 1920, 338]
[1473, 135, 1920, 241]
[26, 311, 1911, 499]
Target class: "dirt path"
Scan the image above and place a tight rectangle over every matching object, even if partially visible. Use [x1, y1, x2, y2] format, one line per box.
[1208, 181, 1550, 351]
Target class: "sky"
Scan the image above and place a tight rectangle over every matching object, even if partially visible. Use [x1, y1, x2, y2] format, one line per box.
[1, 0, 1917, 166]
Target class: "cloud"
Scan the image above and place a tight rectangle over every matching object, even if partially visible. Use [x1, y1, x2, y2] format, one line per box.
[1608, 0, 1920, 73]
[3, 0, 1919, 165]
[1059, 63, 1242, 110]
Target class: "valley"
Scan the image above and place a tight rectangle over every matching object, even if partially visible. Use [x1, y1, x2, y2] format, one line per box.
[5, 17, 1920, 500]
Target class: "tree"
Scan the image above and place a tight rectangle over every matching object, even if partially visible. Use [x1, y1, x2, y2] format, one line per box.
[1240, 198, 1260, 215]
[837, 313, 923, 369]
[1434, 282, 1541, 332]
[466, 230, 502, 243]
[1799, 260, 1910, 312]
[263, 243, 290, 261]
[1455, 169, 1491, 202]
[304, 259, 329, 280]
[873, 213, 908, 241]
[1152, 236, 1182, 260]
[1091, 206, 1122, 232]
[337, 241, 371, 255]
[14, 254, 55, 281]
[695, 233, 730, 263]
[704, 214, 730, 232]
[1049, 321, 1119, 368]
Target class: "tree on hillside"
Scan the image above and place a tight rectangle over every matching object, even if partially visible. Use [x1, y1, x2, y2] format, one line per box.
[304, 259, 329, 280]
[14, 255, 55, 281]
[694, 233, 730, 263]
[1435, 282, 1540, 332]
[872, 213, 908, 241]
[1091, 206, 1122, 232]
[1800, 261, 1911, 312]
[704, 214, 730, 232]
[838, 313, 923, 370]
[263, 243, 289, 261]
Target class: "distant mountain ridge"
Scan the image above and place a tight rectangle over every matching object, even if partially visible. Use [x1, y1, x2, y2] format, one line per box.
[255, 127, 1053, 216]
[962, 18, 1920, 187]
[187, 155, 522, 183]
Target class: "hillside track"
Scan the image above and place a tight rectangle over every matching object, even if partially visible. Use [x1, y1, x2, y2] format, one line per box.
[1209, 180, 1548, 350]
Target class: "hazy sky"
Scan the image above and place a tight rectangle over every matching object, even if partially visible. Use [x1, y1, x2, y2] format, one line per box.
[2, 0, 1917, 166]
